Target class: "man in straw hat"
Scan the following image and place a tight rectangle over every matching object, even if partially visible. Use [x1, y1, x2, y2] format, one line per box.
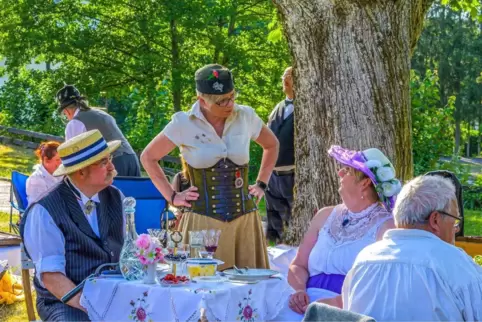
[56, 84, 141, 177]
[20, 130, 124, 321]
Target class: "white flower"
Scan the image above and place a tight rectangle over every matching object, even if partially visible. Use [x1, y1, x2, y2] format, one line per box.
[364, 159, 382, 169]
[376, 166, 395, 182]
[381, 180, 402, 197]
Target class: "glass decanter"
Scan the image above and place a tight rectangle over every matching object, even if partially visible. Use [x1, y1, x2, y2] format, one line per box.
[119, 197, 145, 281]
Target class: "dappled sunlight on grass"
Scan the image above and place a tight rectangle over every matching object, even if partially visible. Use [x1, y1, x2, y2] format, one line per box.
[0, 144, 38, 179]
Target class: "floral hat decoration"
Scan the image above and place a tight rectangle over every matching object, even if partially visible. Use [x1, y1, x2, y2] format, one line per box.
[195, 64, 234, 95]
[328, 145, 402, 211]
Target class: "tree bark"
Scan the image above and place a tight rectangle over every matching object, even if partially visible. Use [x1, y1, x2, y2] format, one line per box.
[274, 0, 433, 245]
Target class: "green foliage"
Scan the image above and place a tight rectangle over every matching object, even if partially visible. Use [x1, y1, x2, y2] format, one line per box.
[475, 255, 482, 267]
[412, 1, 482, 156]
[411, 69, 455, 175]
[0, 0, 291, 175]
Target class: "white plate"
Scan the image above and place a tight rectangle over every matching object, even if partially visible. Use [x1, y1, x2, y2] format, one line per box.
[186, 258, 225, 265]
[193, 276, 226, 283]
[223, 268, 279, 281]
[160, 279, 191, 287]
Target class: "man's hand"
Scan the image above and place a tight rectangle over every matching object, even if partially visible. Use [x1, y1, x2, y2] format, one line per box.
[288, 290, 310, 314]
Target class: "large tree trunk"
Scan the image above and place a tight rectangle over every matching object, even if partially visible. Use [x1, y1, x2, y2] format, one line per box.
[274, 0, 433, 245]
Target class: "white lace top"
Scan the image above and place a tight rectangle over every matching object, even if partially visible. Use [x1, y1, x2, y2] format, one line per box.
[308, 203, 392, 276]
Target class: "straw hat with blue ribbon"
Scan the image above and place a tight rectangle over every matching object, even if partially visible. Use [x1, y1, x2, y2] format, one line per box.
[53, 130, 121, 176]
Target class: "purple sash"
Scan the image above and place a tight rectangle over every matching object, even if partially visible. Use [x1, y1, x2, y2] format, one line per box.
[306, 273, 346, 294]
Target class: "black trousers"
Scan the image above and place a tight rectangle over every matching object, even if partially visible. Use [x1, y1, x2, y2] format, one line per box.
[112, 153, 141, 177]
[37, 298, 90, 322]
[265, 171, 294, 242]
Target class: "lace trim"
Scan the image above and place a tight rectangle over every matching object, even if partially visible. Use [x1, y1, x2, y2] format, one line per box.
[324, 203, 391, 245]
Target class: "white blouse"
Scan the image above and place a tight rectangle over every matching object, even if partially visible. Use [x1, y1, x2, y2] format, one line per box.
[308, 204, 391, 276]
[162, 101, 263, 168]
[343, 229, 482, 321]
[26, 164, 63, 204]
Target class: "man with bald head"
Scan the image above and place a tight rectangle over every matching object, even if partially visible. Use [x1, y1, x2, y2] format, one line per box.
[265, 67, 295, 243]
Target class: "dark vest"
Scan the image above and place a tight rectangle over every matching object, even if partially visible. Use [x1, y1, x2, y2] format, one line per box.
[20, 182, 124, 303]
[74, 109, 135, 157]
[268, 100, 294, 167]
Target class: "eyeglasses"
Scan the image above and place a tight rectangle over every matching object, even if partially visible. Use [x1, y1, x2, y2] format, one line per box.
[433, 210, 463, 229]
[92, 155, 113, 167]
[214, 92, 238, 107]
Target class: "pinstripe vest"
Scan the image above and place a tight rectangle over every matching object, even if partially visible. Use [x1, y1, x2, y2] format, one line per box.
[21, 181, 124, 302]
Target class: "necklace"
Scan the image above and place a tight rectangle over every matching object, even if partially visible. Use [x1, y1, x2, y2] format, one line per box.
[342, 203, 379, 228]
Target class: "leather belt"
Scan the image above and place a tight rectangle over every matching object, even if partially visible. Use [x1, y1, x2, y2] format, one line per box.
[273, 169, 295, 176]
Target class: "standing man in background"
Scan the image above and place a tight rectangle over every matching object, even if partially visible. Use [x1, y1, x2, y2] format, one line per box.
[265, 67, 295, 244]
[56, 84, 141, 177]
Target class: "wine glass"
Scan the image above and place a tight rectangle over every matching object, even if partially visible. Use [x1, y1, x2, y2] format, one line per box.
[189, 231, 204, 258]
[200, 229, 221, 259]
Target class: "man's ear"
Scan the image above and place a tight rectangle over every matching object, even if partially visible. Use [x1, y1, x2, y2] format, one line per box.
[428, 211, 442, 234]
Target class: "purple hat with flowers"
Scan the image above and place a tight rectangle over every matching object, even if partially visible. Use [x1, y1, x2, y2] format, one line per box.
[328, 145, 402, 211]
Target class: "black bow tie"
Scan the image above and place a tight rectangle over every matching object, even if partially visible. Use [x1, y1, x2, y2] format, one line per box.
[285, 99, 294, 106]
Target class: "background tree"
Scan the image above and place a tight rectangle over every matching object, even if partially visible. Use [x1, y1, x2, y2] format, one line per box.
[273, 0, 481, 244]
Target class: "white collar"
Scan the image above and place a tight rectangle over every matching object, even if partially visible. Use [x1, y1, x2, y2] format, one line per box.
[383, 228, 441, 241]
[67, 178, 100, 204]
[73, 108, 80, 117]
[285, 96, 294, 102]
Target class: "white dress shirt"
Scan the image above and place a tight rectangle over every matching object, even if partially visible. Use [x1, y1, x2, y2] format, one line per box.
[26, 164, 63, 204]
[283, 97, 294, 120]
[65, 108, 87, 140]
[23, 180, 125, 286]
[162, 101, 263, 168]
[343, 229, 482, 321]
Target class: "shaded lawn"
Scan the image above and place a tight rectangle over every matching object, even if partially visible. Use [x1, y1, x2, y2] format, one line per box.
[0, 144, 37, 180]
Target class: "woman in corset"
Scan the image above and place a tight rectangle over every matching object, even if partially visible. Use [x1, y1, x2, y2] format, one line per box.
[141, 64, 279, 269]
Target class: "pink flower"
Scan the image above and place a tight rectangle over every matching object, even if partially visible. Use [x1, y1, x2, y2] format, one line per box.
[243, 305, 253, 319]
[136, 307, 147, 321]
[213, 70, 219, 78]
[136, 234, 151, 250]
[139, 255, 148, 265]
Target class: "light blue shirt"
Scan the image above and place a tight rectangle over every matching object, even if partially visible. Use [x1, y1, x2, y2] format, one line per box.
[343, 229, 482, 321]
[24, 180, 125, 286]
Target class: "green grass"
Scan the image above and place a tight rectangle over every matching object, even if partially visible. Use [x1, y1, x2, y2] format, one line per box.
[465, 210, 482, 236]
[0, 144, 37, 179]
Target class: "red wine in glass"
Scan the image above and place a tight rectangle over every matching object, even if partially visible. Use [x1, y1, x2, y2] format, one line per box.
[205, 246, 217, 253]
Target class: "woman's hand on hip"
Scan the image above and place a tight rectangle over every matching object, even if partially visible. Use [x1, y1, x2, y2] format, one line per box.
[173, 186, 199, 207]
[248, 184, 265, 205]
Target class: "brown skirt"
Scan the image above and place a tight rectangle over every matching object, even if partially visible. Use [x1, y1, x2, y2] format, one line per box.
[178, 211, 269, 271]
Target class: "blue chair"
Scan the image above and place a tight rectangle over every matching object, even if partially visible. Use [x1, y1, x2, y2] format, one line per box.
[9, 171, 29, 234]
[113, 176, 175, 235]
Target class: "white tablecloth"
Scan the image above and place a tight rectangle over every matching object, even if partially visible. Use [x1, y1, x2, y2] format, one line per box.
[80, 276, 293, 322]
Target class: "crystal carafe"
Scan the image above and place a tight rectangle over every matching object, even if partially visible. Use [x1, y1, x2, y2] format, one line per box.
[119, 197, 145, 281]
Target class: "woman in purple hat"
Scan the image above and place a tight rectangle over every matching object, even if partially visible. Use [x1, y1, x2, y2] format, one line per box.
[276, 145, 402, 321]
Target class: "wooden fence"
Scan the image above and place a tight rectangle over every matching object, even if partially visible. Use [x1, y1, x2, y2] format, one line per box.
[0, 125, 180, 165]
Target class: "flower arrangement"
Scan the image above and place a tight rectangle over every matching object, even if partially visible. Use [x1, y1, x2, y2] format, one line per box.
[135, 234, 164, 265]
